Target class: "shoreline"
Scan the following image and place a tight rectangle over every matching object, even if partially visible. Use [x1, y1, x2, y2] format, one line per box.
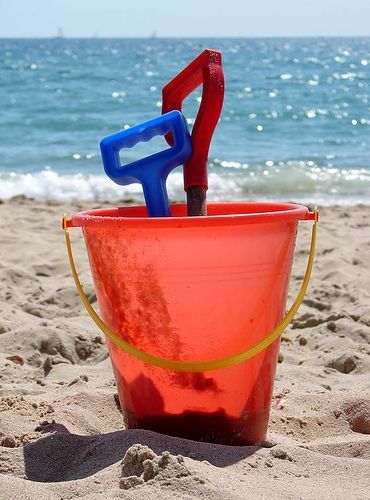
[3, 193, 370, 208]
[0, 199, 369, 499]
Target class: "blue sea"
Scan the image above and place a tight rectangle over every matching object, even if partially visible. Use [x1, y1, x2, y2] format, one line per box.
[1, 38, 370, 205]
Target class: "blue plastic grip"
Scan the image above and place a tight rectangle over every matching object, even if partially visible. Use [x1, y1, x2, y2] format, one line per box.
[100, 110, 192, 217]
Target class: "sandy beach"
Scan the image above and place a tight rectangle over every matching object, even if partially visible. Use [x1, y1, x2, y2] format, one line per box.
[0, 197, 369, 499]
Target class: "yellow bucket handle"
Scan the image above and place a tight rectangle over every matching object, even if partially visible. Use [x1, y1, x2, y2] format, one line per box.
[63, 209, 318, 372]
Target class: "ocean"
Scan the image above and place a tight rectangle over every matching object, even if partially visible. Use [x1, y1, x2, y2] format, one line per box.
[1, 37, 369, 205]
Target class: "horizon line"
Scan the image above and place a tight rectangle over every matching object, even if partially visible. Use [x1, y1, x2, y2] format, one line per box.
[1, 35, 370, 40]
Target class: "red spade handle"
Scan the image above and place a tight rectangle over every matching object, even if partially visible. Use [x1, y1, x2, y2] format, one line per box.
[162, 49, 224, 191]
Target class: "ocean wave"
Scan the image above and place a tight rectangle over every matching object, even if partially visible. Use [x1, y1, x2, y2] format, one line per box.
[1, 164, 370, 206]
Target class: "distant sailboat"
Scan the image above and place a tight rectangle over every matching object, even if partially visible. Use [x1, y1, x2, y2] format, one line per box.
[55, 27, 64, 39]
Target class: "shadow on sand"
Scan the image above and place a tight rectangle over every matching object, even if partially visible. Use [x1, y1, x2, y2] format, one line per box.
[23, 422, 259, 482]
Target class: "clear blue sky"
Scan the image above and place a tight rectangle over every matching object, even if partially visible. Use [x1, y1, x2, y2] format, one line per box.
[1, 0, 370, 38]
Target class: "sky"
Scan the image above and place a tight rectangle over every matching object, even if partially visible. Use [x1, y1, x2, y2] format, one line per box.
[0, 0, 370, 38]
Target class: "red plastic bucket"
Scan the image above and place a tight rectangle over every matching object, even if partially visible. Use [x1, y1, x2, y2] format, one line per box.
[65, 202, 316, 445]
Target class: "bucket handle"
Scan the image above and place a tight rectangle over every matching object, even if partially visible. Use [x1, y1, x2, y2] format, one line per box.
[63, 209, 318, 373]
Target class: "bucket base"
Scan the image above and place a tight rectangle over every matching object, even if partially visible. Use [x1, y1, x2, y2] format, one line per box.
[124, 408, 270, 446]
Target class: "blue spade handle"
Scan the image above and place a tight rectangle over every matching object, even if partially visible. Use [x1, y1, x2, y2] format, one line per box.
[100, 110, 192, 217]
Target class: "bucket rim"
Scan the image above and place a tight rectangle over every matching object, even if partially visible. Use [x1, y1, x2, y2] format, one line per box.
[66, 202, 315, 229]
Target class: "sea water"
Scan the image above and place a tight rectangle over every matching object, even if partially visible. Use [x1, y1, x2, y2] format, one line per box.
[0, 37, 369, 205]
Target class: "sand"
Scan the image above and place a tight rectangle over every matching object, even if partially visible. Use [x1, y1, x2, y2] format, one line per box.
[0, 197, 369, 499]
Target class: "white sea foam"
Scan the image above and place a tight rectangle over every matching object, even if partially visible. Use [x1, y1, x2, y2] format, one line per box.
[1, 164, 370, 206]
